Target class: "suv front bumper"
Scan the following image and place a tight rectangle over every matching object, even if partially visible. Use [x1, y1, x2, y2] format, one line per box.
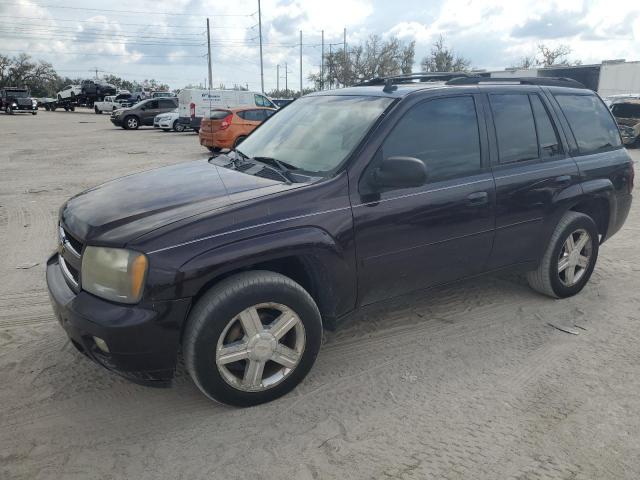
[46, 253, 191, 385]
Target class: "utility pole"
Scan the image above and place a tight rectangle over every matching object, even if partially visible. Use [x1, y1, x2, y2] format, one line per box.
[321, 30, 324, 90]
[206, 18, 213, 89]
[299, 30, 303, 96]
[94, 67, 98, 79]
[276, 64, 280, 91]
[329, 44, 332, 89]
[285, 62, 288, 92]
[258, 0, 264, 93]
[343, 27, 347, 87]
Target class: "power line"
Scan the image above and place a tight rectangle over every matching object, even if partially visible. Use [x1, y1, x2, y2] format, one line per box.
[0, 14, 252, 30]
[0, 24, 206, 39]
[0, 1, 256, 17]
[1, 48, 206, 58]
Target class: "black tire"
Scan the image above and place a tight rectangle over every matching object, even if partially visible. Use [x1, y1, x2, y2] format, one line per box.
[64, 106, 69, 111]
[173, 120, 185, 132]
[32, 111, 37, 115]
[233, 136, 247, 149]
[207, 146, 222, 153]
[70, 105, 75, 112]
[184, 271, 322, 407]
[94, 106, 101, 114]
[193, 128, 199, 134]
[527, 211, 599, 298]
[6, 106, 12, 115]
[123, 115, 139, 130]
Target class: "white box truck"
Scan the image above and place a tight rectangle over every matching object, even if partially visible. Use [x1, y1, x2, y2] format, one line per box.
[177, 89, 277, 132]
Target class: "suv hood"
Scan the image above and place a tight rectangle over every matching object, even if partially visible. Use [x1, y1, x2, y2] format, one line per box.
[61, 160, 288, 245]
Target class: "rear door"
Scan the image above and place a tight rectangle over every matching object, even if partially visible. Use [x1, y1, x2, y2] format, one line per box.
[351, 94, 496, 305]
[484, 89, 579, 269]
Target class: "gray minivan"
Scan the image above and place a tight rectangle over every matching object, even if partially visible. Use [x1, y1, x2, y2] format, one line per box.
[110, 97, 178, 130]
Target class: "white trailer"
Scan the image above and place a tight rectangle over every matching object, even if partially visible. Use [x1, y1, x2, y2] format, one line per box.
[177, 89, 276, 132]
[598, 61, 640, 97]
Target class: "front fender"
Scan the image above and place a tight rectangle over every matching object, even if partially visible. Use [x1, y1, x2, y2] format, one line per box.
[174, 226, 357, 322]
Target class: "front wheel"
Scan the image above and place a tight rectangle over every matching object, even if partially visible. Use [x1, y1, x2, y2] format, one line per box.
[5, 106, 12, 115]
[527, 211, 599, 298]
[173, 120, 185, 132]
[32, 111, 37, 115]
[94, 106, 101, 114]
[124, 116, 139, 130]
[184, 271, 322, 407]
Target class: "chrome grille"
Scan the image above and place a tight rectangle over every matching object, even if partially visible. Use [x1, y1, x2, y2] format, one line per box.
[58, 225, 83, 291]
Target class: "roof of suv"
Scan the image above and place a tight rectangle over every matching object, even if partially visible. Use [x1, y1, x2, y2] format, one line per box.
[309, 76, 590, 99]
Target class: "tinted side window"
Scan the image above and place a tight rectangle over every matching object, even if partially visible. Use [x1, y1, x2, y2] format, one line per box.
[490, 94, 538, 163]
[145, 100, 159, 109]
[381, 96, 482, 183]
[555, 94, 622, 153]
[530, 95, 561, 158]
[158, 99, 175, 109]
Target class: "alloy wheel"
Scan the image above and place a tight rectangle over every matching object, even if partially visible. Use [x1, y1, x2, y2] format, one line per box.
[215, 303, 306, 392]
[557, 228, 592, 287]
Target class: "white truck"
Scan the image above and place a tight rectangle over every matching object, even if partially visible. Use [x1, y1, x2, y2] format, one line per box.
[94, 94, 135, 113]
[177, 89, 277, 132]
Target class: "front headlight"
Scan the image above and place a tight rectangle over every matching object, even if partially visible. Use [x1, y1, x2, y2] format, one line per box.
[81, 247, 148, 304]
[12, 102, 17, 107]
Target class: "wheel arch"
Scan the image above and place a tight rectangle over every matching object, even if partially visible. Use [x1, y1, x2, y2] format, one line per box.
[176, 227, 357, 334]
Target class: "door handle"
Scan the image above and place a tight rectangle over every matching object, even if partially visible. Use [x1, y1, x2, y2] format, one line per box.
[467, 191, 489, 205]
[554, 175, 572, 185]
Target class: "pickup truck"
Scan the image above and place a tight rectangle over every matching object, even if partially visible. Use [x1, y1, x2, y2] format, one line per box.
[47, 76, 633, 406]
[94, 94, 134, 114]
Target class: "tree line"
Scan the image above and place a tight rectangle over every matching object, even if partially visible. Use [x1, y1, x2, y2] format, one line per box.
[0, 53, 169, 97]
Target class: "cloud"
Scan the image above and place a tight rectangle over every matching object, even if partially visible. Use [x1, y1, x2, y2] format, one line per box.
[511, 10, 587, 39]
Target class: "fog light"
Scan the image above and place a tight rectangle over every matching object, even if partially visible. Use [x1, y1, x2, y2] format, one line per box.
[93, 336, 110, 353]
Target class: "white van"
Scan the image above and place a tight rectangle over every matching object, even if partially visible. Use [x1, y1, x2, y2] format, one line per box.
[177, 89, 277, 132]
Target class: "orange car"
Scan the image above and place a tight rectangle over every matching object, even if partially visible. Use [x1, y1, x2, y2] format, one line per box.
[199, 107, 276, 152]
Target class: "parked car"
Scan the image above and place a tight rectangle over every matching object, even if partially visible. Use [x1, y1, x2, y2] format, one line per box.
[153, 109, 184, 132]
[57, 84, 81, 101]
[199, 107, 276, 152]
[46, 76, 633, 406]
[603, 93, 640, 107]
[93, 96, 117, 113]
[610, 99, 640, 146]
[131, 88, 149, 102]
[1, 87, 37, 114]
[110, 97, 178, 129]
[177, 88, 277, 133]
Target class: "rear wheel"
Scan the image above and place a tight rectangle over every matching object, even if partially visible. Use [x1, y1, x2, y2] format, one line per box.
[124, 116, 139, 130]
[527, 211, 599, 298]
[184, 271, 322, 406]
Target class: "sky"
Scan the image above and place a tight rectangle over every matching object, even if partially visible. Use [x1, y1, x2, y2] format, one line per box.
[1, 0, 639, 92]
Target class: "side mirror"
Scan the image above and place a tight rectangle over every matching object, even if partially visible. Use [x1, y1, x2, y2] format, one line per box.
[372, 156, 427, 189]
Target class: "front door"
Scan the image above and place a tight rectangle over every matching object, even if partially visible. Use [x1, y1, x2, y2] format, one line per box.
[351, 95, 496, 306]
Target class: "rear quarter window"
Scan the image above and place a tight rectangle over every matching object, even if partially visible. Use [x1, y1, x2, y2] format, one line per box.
[555, 94, 622, 154]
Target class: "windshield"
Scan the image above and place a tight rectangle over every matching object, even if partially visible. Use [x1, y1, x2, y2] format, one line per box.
[236, 95, 393, 173]
[7, 90, 29, 98]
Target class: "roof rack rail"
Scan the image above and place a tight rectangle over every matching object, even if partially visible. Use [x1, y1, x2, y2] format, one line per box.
[445, 76, 587, 89]
[356, 71, 472, 87]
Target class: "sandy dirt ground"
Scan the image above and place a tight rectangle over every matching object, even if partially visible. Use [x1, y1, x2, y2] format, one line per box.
[0, 110, 639, 480]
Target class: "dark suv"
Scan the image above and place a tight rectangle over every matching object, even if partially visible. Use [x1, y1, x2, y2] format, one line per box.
[110, 97, 178, 129]
[47, 76, 633, 406]
[81, 79, 116, 99]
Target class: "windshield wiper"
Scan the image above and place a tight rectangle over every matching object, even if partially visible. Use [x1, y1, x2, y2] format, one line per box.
[251, 156, 299, 172]
[234, 151, 295, 184]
